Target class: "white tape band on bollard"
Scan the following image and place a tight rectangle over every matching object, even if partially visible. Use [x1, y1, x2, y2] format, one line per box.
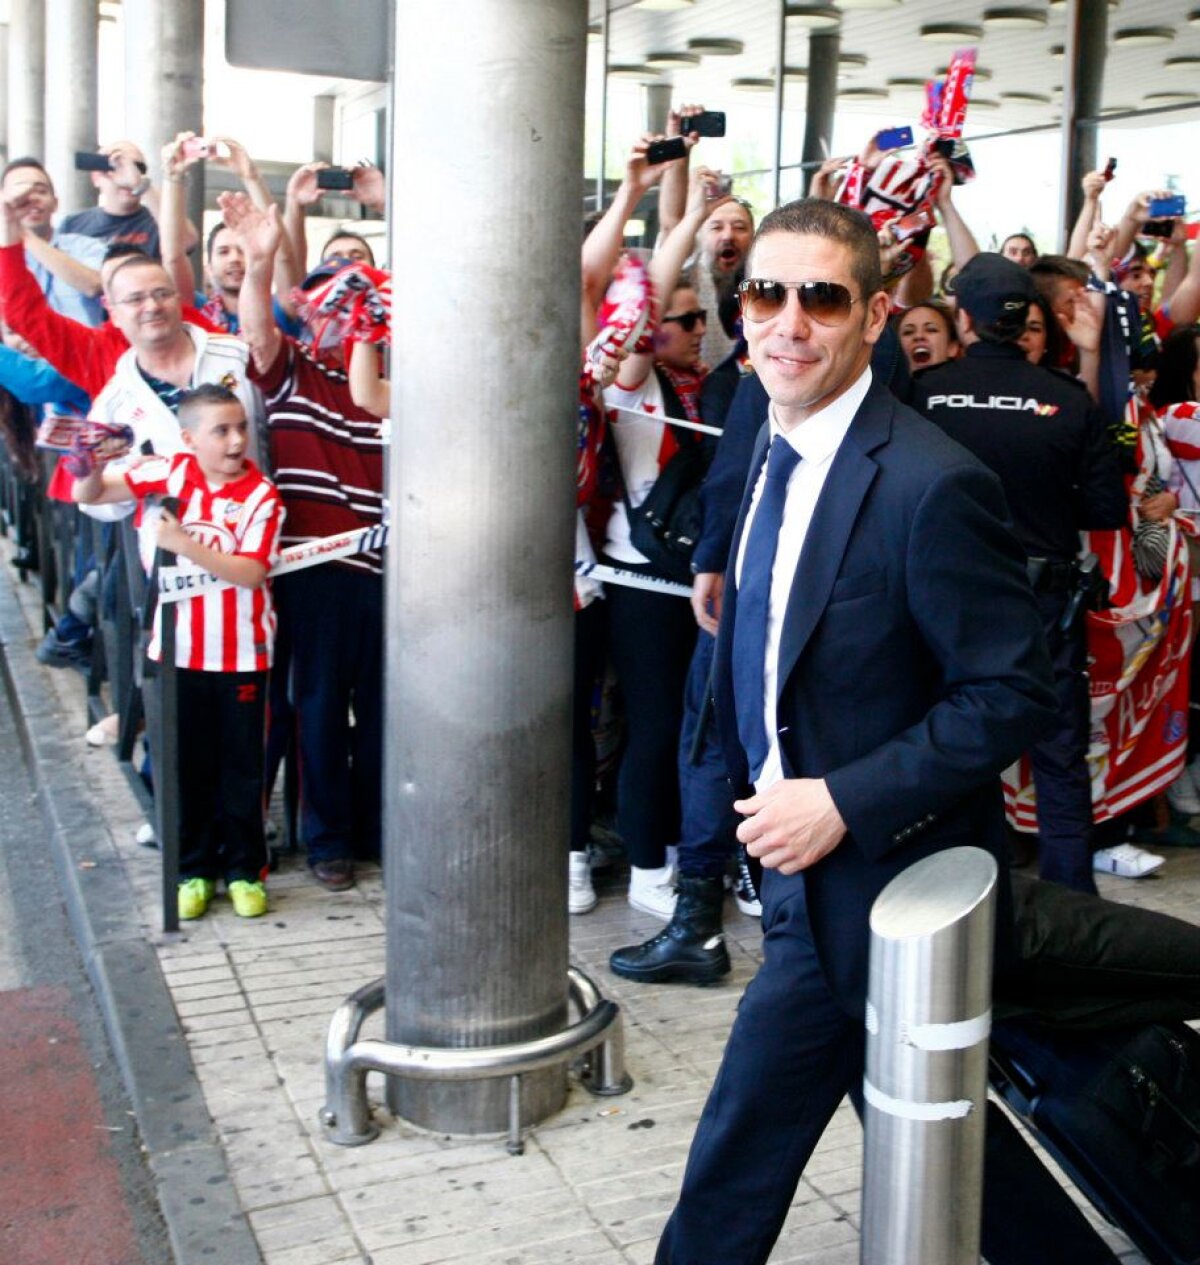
[899, 1011, 991, 1052]
[862, 1077, 975, 1122]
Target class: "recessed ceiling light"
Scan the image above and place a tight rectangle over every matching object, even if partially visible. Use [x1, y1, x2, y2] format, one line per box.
[646, 51, 702, 69]
[1113, 27, 1176, 47]
[938, 64, 992, 81]
[1191, 8, 1200, 26]
[770, 65, 808, 80]
[839, 52, 869, 69]
[730, 77, 778, 93]
[887, 77, 928, 91]
[1001, 90, 1052, 104]
[838, 0, 900, 7]
[786, 5, 843, 30]
[687, 38, 745, 56]
[921, 23, 983, 42]
[1164, 56, 1200, 71]
[1143, 90, 1200, 105]
[608, 64, 661, 80]
[633, 0, 695, 10]
[983, 7, 1048, 29]
[1049, 44, 1064, 59]
[1048, 0, 1119, 7]
[969, 97, 1000, 111]
[839, 86, 889, 99]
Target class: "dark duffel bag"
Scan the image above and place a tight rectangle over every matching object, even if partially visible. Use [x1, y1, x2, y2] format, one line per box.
[990, 1018, 1200, 1265]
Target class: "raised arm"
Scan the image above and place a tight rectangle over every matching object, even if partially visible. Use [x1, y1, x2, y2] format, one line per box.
[159, 132, 205, 302]
[928, 154, 978, 269]
[1111, 188, 1171, 265]
[1163, 232, 1200, 327]
[656, 105, 703, 239]
[617, 167, 729, 389]
[580, 135, 669, 342]
[211, 136, 302, 310]
[220, 192, 283, 374]
[21, 233, 101, 297]
[348, 342, 390, 418]
[1067, 169, 1108, 260]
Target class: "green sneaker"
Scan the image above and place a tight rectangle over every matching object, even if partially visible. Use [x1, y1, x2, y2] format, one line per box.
[228, 880, 268, 918]
[178, 878, 216, 920]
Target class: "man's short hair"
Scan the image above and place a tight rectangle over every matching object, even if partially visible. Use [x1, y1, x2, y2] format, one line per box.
[102, 241, 152, 266]
[206, 221, 234, 258]
[1, 157, 51, 187]
[1029, 255, 1089, 309]
[749, 199, 883, 298]
[176, 383, 242, 431]
[1002, 232, 1037, 256]
[320, 230, 374, 265]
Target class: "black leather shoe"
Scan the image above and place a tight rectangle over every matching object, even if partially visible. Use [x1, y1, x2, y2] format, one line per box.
[311, 858, 355, 892]
[610, 874, 730, 984]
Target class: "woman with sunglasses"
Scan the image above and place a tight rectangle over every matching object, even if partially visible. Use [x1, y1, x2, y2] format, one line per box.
[599, 167, 731, 921]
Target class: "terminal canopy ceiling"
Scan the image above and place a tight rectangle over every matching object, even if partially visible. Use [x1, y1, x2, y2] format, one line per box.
[588, 0, 1200, 127]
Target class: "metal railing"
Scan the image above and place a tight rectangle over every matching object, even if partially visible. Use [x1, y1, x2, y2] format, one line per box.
[0, 428, 299, 931]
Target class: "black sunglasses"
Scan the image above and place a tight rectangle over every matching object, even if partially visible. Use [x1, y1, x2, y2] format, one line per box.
[662, 308, 708, 333]
[737, 279, 860, 327]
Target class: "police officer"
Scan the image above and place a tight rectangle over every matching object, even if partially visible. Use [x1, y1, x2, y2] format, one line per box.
[913, 252, 1127, 893]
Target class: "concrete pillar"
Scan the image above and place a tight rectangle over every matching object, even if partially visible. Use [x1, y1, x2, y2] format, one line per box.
[1059, 0, 1108, 247]
[642, 81, 672, 243]
[385, 0, 586, 1133]
[122, 0, 204, 235]
[44, 0, 98, 211]
[801, 30, 840, 195]
[312, 95, 336, 165]
[8, 0, 45, 160]
[0, 26, 10, 167]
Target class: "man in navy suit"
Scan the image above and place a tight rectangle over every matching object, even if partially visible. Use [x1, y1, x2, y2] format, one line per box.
[653, 201, 1103, 1263]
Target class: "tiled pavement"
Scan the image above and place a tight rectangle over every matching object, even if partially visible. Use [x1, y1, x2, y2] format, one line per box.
[5, 547, 1197, 1264]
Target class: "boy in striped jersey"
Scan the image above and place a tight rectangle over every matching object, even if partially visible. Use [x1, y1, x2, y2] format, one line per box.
[72, 384, 284, 921]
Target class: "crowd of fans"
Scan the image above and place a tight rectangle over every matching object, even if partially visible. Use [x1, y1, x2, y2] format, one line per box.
[0, 100, 1197, 956]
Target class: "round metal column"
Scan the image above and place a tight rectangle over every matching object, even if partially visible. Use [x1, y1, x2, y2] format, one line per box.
[7, 0, 45, 160]
[1058, 0, 1108, 246]
[861, 847, 998, 1265]
[44, 0, 98, 212]
[385, 0, 586, 1134]
[801, 30, 840, 195]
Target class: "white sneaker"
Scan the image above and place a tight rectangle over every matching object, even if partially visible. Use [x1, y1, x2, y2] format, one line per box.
[85, 713, 120, 747]
[628, 864, 677, 921]
[569, 850, 597, 914]
[135, 821, 157, 847]
[1166, 766, 1200, 816]
[1092, 843, 1165, 879]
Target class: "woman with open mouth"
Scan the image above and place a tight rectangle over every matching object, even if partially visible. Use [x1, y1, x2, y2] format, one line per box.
[895, 299, 960, 375]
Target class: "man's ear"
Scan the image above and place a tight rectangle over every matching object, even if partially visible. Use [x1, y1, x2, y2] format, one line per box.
[954, 306, 975, 342]
[863, 288, 892, 346]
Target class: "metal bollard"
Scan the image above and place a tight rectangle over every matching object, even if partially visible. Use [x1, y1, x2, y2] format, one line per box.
[860, 846, 998, 1265]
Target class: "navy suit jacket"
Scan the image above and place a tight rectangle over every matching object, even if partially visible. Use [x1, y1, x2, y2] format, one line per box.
[714, 380, 1057, 1012]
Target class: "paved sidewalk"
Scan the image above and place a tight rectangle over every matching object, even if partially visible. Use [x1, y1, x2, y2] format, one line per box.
[3, 545, 1194, 1264]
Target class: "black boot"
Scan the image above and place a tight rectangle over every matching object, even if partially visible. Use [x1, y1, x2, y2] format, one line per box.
[609, 874, 731, 985]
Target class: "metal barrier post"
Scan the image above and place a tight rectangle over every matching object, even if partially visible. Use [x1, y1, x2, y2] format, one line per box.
[143, 527, 180, 934]
[861, 846, 998, 1265]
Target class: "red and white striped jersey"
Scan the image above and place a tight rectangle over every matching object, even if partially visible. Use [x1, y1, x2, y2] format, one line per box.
[125, 453, 284, 672]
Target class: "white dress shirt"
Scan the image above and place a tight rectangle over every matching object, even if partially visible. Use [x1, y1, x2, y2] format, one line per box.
[735, 366, 873, 791]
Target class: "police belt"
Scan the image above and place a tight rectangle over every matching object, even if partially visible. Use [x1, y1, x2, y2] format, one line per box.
[1025, 556, 1076, 594]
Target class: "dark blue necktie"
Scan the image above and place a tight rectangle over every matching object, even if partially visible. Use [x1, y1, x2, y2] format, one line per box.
[732, 435, 801, 780]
